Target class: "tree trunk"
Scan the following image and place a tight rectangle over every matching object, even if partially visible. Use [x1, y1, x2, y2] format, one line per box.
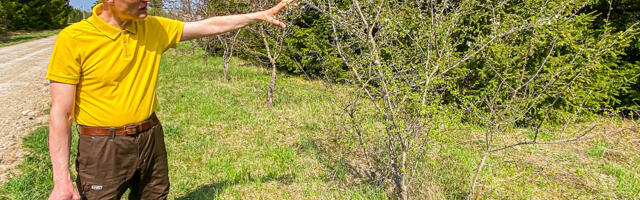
[467, 151, 488, 200]
[221, 31, 239, 81]
[203, 42, 208, 67]
[267, 61, 277, 107]
[400, 150, 409, 200]
[398, 151, 408, 200]
[260, 26, 277, 107]
[190, 40, 196, 55]
[390, 140, 408, 200]
[223, 57, 229, 80]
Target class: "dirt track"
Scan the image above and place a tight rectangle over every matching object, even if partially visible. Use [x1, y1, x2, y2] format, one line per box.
[0, 35, 56, 184]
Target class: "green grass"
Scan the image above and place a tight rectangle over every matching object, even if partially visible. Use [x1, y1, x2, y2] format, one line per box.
[0, 126, 79, 200]
[0, 43, 386, 199]
[603, 163, 640, 198]
[587, 139, 607, 158]
[158, 44, 386, 199]
[0, 126, 53, 200]
[0, 30, 60, 47]
[1, 43, 638, 199]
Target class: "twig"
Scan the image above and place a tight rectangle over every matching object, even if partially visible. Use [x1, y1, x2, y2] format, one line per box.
[489, 125, 596, 153]
[467, 151, 488, 200]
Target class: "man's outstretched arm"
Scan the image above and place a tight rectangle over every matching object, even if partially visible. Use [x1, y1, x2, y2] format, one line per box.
[48, 81, 80, 200]
[180, 0, 295, 41]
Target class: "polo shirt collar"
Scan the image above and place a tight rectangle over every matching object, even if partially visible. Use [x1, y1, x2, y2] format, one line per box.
[87, 3, 138, 40]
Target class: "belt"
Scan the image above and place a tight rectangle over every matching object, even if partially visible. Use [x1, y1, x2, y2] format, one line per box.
[78, 113, 159, 136]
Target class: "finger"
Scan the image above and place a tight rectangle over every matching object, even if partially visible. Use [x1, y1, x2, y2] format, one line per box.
[270, 19, 286, 29]
[285, 0, 296, 9]
[274, 0, 288, 10]
[274, 0, 295, 12]
[72, 191, 81, 200]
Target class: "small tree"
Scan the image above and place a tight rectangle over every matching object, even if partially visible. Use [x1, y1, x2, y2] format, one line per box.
[311, 0, 639, 199]
[238, 0, 301, 107]
[164, 0, 209, 55]
[207, 0, 245, 80]
[2, 0, 70, 30]
[462, 1, 639, 198]
[217, 31, 240, 80]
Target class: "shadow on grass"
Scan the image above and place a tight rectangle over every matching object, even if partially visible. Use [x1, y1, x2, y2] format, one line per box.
[176, 174, 294, 200]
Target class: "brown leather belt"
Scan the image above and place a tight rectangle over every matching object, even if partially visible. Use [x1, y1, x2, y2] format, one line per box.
[78, 113, 159, 136]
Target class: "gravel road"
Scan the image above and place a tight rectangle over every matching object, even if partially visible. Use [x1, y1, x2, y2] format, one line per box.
[0, 35, 56, 184]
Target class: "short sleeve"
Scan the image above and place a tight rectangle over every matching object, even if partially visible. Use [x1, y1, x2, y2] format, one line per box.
[151, 16, 184, 51]
[46, 31, 81, 84]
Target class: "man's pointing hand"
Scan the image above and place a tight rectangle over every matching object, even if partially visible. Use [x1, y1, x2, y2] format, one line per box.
[259, 0, 297, 28]
[181, 0, 298, 41]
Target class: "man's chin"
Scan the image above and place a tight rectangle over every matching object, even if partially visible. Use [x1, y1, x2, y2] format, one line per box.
[137, 13, 148, 18]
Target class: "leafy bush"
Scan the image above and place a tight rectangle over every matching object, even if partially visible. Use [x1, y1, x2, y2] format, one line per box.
[302, 0, 638, 199]
[0, 3, 8, 36]
[228, 0, 639, 114]
[67, 7, 90, 24]
[584, 0, 640, 110]
[1, 0, 71, 30]
[276, 9, 346, 80]
[455, 0, 639, 123]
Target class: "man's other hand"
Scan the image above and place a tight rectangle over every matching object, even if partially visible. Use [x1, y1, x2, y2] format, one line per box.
[48, 180, 80, 200]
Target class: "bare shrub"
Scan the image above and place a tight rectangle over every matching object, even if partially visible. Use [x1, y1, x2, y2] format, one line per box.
[237, 0, 302, 106]
[308, 0, 639, 199]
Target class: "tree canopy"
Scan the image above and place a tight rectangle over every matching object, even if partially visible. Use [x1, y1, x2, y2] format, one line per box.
[0, 0, 71, 30]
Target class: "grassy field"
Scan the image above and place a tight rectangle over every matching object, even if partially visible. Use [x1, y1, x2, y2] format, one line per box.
[0, 43, 638, 199]
[0, 30, 60, 47]
[0, 43, 386, 199]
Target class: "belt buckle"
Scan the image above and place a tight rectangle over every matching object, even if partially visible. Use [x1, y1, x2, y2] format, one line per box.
[125, 124, 138, 134]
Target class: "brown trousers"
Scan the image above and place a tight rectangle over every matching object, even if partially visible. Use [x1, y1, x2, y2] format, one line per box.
[75, 122, 169, 199]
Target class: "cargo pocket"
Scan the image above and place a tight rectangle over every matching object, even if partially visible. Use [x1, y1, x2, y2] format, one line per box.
[77, 134, 98, 182]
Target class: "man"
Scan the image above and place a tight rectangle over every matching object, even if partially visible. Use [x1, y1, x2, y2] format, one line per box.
[46, 0, 294, 199]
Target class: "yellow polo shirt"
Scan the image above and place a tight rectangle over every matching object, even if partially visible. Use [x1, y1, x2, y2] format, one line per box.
[46, 4, 184, 126]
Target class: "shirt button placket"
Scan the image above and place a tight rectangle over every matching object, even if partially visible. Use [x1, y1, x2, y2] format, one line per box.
[121, 31, 127, 56]
[123, 31, 132, 58]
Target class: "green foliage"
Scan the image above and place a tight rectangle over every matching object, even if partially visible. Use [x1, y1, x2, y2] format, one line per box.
[307, 0, 638, 198]
[67, 7, 90, 24]
[456, 0, 639, 124]
[1, 0, 71, 30]
[209, 1, 347, 81]
[229, 0, 639, 116]
[584, 0, 640, 110]
[0, 3, 7, 36]
[277, 9, 346, 80]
